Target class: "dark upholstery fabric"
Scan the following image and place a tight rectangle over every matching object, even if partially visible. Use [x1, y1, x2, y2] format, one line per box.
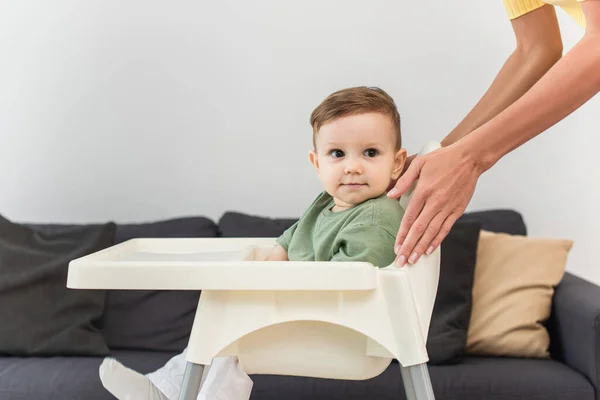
[114, 216, 219, 244]
[0, 355, 591, 400]
[100, 289, 202, 352]
[0, 216, 115, 356]
[0, 350, 178, 400]
[218, 212, 298, 238]
[459, 209, 527, 236]
[250, 357, 593, 400]
[24, 223, 104, 235]
[548, 272, 600, 400]
[427, 220, 481, 364]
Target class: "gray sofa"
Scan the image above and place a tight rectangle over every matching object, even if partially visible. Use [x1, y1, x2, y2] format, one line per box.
[0, 209, 599, 400]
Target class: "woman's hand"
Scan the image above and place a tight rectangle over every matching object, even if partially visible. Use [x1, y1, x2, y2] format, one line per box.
[387, 143, 485, 266]
[403, 153, 416, 175]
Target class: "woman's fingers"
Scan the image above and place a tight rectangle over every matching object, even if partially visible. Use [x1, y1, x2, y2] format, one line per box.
[399, 210, 450, 266]
[395, 201, 441, 266]
[425, 212, 460, 257]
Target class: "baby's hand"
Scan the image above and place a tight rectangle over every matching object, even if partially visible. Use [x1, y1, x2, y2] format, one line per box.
[265, 245, 289, 261]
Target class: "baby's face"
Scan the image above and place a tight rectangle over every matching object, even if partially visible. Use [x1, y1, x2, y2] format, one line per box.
[310, 112, 406, 211]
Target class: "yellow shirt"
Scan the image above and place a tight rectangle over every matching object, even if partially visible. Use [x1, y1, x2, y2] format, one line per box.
[503, 0, 587, 27]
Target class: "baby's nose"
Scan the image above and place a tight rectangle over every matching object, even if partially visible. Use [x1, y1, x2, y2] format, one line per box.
[344, 159, 363, 174]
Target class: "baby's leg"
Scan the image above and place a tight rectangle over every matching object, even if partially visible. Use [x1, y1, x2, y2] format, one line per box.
[145, 349, 253, 400]
[99, 358, 169, 400]
[100, 347, 253, 400]
[99, 349, 192, 400]
[146, 349, 191, 399]
[198, 357, 253, 400]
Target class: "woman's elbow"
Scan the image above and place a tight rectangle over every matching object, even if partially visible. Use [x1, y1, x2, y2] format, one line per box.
[516, 40, 563, 73]
[546, 41, 564, 64]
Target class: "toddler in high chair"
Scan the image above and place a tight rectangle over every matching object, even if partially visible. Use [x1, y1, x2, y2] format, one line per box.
[99, 86, 408, 400]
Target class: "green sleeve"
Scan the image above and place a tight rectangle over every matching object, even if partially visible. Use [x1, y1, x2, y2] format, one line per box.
[275, 221, 298, 252]
[330, 225, 397, 268]
[275, 191, 329, 252]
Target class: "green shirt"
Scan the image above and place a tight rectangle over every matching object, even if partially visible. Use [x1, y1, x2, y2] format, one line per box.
[276, 191, 404, 268]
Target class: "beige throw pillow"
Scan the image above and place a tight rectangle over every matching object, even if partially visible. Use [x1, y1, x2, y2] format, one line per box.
[466, 230, 573, 358]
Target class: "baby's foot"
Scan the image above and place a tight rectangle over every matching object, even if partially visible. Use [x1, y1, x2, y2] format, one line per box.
[99, 357, 169, 400]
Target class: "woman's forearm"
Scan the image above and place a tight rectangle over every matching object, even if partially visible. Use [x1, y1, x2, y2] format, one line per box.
[441, 46, 561, 147]
[461, 31, 600, 172]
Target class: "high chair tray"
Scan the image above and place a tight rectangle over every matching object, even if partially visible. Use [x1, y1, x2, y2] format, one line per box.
[67, 238, 379, 291]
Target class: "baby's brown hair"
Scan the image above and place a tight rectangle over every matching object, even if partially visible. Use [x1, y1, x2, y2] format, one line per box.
[310, 86, 401, 149]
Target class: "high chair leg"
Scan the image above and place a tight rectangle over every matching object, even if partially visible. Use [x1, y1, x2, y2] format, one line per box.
[179, 362, 205, 400]
[400, 363, 435, 400]
[400, 364, 416, 400]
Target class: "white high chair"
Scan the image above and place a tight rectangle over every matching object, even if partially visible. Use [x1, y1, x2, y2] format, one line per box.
[67, 141, 442, 400]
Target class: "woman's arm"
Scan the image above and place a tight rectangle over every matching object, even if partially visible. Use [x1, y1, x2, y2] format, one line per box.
[400, 5, 563, 174]
[465, 0, 600, 170]
[390, 0, 600, 267]
[441, 4, 563, 147]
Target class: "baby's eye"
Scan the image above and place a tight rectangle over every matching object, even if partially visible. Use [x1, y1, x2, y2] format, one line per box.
[364, 148, 378, 158]
[329, 149, 345, 158]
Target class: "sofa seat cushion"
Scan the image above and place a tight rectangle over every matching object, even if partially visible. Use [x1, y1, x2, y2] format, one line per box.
[251, 357, 593, 400]
[0, 355, 592, 400]
[0, 350, 178, 400]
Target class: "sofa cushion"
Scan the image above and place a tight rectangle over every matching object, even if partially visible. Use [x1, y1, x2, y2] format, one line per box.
[114, 216, 219, 243]
[0, 350, 178, 400]
[24, 223, 104, 234]
[250, 357, 592, 400]
[0, 215, 115, 356]
[466, 230, 573, 359]
[0, 354, 591, 400]
[426, 219, 481, 364]
[100, 216, 219, 351]
[459, 209, 527, 236]
[0, 354, 592, 400]
[218, 212, 298, 237]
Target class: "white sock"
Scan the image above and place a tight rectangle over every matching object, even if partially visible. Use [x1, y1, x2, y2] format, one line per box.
[99, 357, 169, 400]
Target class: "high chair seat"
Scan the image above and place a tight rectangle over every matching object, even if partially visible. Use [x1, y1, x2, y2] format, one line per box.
[67, 141, 443, 400]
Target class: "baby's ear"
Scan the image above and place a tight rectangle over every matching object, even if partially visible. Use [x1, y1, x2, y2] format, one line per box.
[391, 148, 407, 179]
[309, 150, 320, 174]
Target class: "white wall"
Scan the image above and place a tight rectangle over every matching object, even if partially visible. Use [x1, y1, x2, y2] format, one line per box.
[1, 1, 598, 283]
